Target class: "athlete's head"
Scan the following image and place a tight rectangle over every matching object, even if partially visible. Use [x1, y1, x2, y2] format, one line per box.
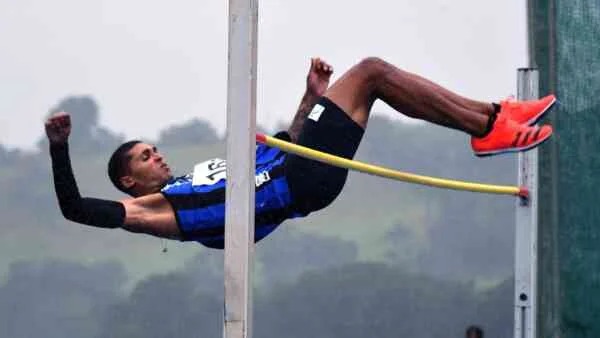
[108, 140, 172, 197]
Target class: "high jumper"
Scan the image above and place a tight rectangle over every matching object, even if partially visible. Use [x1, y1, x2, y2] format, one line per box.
[47, 57, 555, 248]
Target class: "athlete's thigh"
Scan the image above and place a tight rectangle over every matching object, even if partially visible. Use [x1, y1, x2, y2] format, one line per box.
[324, 61, 377, 128]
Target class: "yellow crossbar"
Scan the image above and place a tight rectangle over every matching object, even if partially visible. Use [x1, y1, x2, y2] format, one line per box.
[256, 134, 527, 197]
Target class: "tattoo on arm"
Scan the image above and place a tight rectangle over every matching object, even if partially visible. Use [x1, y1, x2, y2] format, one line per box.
[288, 93, 320, 143]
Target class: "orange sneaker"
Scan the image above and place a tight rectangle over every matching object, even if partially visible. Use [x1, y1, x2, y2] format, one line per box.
[471, 114, 553, 157]
[499, 94, 556, 125]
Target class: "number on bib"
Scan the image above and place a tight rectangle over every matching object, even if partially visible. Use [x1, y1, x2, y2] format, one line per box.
[192, 158, 227, 186]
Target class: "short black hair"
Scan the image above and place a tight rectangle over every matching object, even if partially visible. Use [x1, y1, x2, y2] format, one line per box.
[108, 140, 142, 194]
[466, 325, 484, 338]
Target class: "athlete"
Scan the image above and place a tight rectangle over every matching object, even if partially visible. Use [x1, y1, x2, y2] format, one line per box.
[47, 57, 556, 249]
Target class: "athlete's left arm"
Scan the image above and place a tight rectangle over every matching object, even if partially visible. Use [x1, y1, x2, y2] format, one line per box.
[288, 57, 333, 142]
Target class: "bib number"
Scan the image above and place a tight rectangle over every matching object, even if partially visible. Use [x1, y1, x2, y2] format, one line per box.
[191, 158, 272, 187]
[192, 158, 227, 186]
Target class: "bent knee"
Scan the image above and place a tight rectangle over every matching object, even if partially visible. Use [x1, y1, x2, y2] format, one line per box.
[355, 57, 388, 76]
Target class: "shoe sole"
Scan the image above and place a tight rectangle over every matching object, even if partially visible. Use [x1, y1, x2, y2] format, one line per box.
[525, 96, 557, 125]
[474, 132, 552, 157]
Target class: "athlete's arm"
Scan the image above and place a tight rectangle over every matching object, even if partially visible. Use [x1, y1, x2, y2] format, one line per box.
[120, 195, 181, 239]
[49, 141, 125, 227]
[288, 57, 333, 142]
[46, 113, 181, 239]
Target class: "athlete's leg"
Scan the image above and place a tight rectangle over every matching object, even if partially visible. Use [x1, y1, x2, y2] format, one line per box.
[323, 57, 553, 156]
[409, 71, 497, 119]
[324, 57, 492, 135]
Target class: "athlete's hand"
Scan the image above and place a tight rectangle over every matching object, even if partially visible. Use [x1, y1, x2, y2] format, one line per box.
[45, 112, 72, 145]
[306, 57, 333, 97]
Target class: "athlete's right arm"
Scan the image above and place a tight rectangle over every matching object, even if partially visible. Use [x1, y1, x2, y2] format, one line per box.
[46, 112, 126, 228]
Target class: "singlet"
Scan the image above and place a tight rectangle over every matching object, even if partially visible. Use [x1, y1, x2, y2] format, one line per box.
[161, 133, 303, 249]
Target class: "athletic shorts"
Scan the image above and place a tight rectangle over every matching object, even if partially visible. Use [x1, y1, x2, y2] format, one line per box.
[285, 97, 365, 214]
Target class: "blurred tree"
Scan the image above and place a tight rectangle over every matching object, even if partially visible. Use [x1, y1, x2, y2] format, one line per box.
[255, 262, 497, 338]
[157, 118, 219, 147]
[0, 145, 21, 166]
[38, 96, 123, 154]
[0, 260, 125, 338]
[257, 228, 358, 287]
[99, 268, 221, 338]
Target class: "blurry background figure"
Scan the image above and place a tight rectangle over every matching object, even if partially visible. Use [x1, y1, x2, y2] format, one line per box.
[466, 325, 484, 338]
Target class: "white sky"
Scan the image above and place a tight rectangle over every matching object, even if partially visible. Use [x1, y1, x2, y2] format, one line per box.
[0, 0, 526, 149]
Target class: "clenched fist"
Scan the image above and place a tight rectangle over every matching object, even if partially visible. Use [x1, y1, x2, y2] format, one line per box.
[45, 112, 71, 145]
[306, 57, 334, 97]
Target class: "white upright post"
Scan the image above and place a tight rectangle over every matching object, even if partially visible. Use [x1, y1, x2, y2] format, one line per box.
[514, 68, 539, 338]
[224, 0, 258, 338]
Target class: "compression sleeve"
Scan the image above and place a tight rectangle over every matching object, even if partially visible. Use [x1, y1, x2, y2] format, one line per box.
[50, 143, 125, 228]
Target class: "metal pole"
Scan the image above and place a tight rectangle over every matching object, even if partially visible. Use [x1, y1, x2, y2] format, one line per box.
[514, 68, 539, 338]
[224, 0, 258, 338]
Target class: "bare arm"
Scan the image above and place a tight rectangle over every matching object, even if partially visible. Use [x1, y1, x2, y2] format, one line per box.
[288, 58, 334, 142]
[120, 195, 181, 239]
[46, 112, 180, 239]
[288, 92, 321, 143]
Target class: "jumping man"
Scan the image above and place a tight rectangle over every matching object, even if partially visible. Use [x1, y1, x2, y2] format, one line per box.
[47, 57, 556, 248]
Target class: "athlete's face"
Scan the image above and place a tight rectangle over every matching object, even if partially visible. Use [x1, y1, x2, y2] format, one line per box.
[122, 143, 172, 195]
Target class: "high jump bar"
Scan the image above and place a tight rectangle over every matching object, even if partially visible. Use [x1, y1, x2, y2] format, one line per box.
[257, 133, 528, 198]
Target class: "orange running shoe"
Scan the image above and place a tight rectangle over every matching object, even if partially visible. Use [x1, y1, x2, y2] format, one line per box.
[499, 94, 556, 125]
[471, 114, 553, 157]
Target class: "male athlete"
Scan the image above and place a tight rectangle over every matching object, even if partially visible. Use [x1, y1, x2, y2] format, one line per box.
[47, 57, 556, 249]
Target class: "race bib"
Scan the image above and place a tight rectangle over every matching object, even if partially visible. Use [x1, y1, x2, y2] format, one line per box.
[191, 158, 272, 187]
[192, 158, 227, 186]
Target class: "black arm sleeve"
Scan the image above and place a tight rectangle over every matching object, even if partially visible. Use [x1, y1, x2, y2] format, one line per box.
[50, 143, 125, 228]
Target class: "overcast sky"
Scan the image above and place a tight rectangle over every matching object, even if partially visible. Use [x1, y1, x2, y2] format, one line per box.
[0, 0, 526, 149]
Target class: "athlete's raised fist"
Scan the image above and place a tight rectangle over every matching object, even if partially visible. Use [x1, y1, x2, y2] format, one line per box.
[306, 57, 334, 97]
[45, 112, 72, 145]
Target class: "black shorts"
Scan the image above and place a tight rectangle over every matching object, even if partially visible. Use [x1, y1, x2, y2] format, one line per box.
[285, 97, 365, 214]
